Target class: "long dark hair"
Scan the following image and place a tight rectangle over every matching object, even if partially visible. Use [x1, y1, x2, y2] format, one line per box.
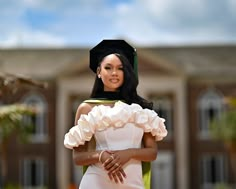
[90, 53, 153, 110]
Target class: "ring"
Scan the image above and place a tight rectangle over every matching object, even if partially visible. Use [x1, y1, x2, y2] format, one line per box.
[115, 163, 120, 167]
[110, 155, 114, 160]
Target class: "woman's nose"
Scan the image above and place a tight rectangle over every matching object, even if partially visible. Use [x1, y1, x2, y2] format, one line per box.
[111, 69, 118, 75]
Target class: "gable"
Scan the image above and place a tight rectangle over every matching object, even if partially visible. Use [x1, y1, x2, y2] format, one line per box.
[62, 49, 184, 78]
[137, 49, 184, 76]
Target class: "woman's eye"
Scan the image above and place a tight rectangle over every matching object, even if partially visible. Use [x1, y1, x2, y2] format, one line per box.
[119, 67, 124, 70]
[104, 66, 111, 70]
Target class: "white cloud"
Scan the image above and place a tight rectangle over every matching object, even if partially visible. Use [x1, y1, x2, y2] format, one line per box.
[113, 0, 236, 45]
[0, 0, 235, 47]
[0, 31, 65, 48]
[22, 0, 44, 8]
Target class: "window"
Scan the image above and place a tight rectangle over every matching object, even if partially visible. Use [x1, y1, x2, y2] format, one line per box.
[21, 158, 48, 189]
[71, 97, 86, 186]
[152, 97, 173, 138]
[200, 154, 228, 189]
[72, 98, 84, 125]
[198, 90, 224, 139]
[22, 94, 48, 143]
[151, 152, 174, 189]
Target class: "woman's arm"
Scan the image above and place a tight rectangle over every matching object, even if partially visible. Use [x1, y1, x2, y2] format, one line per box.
[73, 138, 101, 166]
[72, 102, 101, 166]
[130, 132, 158, 162]
[103, 132, 157, 173]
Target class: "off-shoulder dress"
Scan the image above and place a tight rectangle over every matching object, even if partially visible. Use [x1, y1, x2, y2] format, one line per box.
[64, 101, 168, 189]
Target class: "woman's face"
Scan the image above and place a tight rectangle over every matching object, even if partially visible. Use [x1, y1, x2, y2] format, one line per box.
[98, 54, 124, 92]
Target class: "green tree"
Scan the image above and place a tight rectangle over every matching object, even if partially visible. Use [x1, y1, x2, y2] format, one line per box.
[0, 72, 47, 188]
[0, 104, 36, 188]
[210, 97, 236, 186]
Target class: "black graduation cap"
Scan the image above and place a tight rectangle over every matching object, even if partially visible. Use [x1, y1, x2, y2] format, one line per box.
[89, 39, 138, 76]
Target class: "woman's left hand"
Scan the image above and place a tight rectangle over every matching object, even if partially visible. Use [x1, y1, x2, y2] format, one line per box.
[102, 153, 126, 183]
[103, 149, 132, 176]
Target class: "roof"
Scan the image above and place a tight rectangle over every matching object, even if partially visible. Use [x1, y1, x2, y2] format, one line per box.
[0, 45, 236, 79]
[0, 48, 88, 79]
[141, 45, 236, 77]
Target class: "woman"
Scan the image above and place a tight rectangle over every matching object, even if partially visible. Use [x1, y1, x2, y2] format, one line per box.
[64, 40, 168, 189]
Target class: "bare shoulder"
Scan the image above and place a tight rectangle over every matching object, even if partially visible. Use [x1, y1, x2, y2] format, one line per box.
[76, 102, 93, 115]
[74, 102, 95, 125]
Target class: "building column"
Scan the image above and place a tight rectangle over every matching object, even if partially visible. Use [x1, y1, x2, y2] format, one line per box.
[56, 77, 94, 189]
[139, 75, 189, 189]
[175, 80, 189, 189]
[56, 82, 70, 189]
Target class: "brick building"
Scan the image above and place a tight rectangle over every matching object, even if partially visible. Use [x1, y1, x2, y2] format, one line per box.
[0, 44, 236, 189]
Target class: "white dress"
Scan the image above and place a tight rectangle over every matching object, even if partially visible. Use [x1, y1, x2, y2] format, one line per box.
[64, 101, 168, 189]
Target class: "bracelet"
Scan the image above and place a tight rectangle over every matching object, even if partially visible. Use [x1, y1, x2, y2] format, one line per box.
[98, 150, 106, 163]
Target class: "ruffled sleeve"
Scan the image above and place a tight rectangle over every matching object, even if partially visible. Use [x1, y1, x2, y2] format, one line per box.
[129, 103, 168, 141]
[64, 105, 103, 149]
[64, 101, 168, 149]
[64, 116, 93, 149]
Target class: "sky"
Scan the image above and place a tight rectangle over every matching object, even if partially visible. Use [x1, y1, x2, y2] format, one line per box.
[0, 0, 236, 48]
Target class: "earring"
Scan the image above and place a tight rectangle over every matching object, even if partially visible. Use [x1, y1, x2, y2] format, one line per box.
[98, 74, 101, 78]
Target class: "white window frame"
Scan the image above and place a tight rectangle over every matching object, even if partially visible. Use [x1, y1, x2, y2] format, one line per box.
[200, 154, 228, 189]
[21, 158, 47, 189]
[152, 97, 173, 139]
[151, 151, 174, 189]
[22, 94, 48, 143]
[197, 90, 224, 139]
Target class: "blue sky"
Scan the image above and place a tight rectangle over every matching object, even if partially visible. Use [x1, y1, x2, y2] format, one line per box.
[0, 0, 236, 48]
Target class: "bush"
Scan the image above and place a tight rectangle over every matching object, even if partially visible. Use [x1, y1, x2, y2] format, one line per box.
[210, 109, 236, 143]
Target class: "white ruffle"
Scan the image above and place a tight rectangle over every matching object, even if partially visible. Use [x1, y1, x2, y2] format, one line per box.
[64, 101, 168, 149]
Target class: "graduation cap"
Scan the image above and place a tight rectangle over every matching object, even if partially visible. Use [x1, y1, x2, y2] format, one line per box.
[89, 39, 138, 77]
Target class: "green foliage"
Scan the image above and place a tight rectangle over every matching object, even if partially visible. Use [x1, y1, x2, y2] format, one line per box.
[210, 97, 236, 144]
[0, 104, 36, 143]
[5, 183, 22, 189]
[210, 109, 236, 142]
[214, 183, 232, 189]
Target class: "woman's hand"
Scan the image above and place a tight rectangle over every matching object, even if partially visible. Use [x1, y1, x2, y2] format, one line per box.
[100, 151, 127, 183]
[102, 149, 133, 183]
[103, 149, 132, 171]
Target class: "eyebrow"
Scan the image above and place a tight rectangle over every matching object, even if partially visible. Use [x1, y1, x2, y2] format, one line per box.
[103, 63, 123, 67]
